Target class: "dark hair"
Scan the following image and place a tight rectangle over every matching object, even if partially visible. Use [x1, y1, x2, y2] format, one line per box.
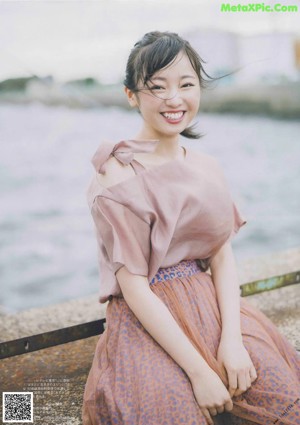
[124, 31, 230, 139]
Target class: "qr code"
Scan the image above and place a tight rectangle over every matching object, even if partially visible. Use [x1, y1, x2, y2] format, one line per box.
[2, 392, 33, 423]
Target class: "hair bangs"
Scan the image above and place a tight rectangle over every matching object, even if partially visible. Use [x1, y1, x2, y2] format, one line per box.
[137, 37, 183, 86]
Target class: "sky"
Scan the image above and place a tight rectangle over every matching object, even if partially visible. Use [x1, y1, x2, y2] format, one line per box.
[0, 0, 299, 83]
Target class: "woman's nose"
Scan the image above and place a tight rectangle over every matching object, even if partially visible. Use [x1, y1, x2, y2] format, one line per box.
[163, 90, 183, 106]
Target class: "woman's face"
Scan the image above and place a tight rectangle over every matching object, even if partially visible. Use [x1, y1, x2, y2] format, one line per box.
[126, 52, 201, 141]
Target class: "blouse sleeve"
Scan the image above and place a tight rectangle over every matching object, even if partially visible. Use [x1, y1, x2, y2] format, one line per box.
[211, 156, 247, 242]
[91, 195, 151, 277]
[228, 201, 247, 241]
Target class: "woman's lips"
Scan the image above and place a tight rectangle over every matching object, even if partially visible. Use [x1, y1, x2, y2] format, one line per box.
[161, 111, 185, 124]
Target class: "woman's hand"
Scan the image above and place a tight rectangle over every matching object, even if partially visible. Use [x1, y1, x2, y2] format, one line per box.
[217, 337, 258, 398]
[190, 368, 233, 425]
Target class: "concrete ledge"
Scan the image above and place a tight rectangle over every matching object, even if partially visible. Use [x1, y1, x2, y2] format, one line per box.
[1, 337, 97, 425]
[1, 247, 299, 344]
[0, 248, 299, 425]
[0, 294, 106, 342]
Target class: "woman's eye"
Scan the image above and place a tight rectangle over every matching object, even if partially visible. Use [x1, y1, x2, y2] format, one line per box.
[150, 85, 164, 91]
[182, 83, 194, 88]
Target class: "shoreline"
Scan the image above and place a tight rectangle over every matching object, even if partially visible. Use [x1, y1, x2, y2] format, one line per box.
[1, 78, 300, 119]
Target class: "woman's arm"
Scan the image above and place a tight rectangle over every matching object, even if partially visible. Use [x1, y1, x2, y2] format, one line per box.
[115, 265, 211, 379]
[115, 265, 234, 422]
[210, 241, 243, 341]
[210, 241, 257, 397]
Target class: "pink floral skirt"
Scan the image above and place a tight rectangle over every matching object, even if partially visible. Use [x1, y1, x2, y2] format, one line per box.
[82, 260, 300, 425]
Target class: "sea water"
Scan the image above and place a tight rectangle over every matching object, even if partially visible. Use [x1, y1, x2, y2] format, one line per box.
[0, 103, 299, 312]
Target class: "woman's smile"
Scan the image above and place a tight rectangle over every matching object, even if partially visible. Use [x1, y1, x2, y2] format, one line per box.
[160, 110, 186, 124]
[125, 52, 201, 142]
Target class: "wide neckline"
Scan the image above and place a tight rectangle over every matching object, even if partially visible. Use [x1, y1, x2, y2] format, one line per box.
[133, 145, 187, 171]
[95, 144, 190, 194]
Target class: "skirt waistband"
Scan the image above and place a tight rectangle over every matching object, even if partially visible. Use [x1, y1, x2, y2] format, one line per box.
[149, 259, 202, 286]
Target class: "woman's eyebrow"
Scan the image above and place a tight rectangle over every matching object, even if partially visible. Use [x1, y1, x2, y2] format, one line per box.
[151, 75, 197, 81]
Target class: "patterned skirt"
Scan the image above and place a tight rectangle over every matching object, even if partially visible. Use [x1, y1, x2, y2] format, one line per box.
[82, 260, 300, 425]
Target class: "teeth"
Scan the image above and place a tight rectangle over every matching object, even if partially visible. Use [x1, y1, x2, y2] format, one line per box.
[162, 112, 184, 120]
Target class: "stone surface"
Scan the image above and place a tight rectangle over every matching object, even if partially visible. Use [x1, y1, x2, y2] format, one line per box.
[1, 336, 98, 425]
[0, 294, 107, 342]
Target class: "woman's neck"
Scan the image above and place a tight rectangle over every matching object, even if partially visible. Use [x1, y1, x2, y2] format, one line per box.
[134, 131, 181, 159]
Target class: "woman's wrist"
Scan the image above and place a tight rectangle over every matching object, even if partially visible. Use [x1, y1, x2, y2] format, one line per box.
[184, 353, 214, 381]
[220, 328, 243, 343]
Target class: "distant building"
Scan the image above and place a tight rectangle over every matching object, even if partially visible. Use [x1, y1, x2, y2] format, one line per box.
[292, 37, 300, 71]
[184, 29, 239, 85]
[184, 29, 299, 85]
[237, 32, 298, 84]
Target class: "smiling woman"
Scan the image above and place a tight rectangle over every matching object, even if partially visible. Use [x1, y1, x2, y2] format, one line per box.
[123, 31, 219, 140]
[124, 53, 201, 143]
[82, 31, 300, 425]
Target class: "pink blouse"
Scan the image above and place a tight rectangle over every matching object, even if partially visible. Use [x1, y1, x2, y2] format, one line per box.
[86, 139, 247, 304]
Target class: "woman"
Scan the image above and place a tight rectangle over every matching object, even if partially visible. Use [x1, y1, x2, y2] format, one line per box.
[82, 31, 300, 425]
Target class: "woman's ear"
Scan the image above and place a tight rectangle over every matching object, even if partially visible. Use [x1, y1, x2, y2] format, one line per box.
[124, 86, 139, 108]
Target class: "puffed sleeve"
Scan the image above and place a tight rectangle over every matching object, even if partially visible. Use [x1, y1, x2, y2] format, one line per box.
[91, 195, 151, 277]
